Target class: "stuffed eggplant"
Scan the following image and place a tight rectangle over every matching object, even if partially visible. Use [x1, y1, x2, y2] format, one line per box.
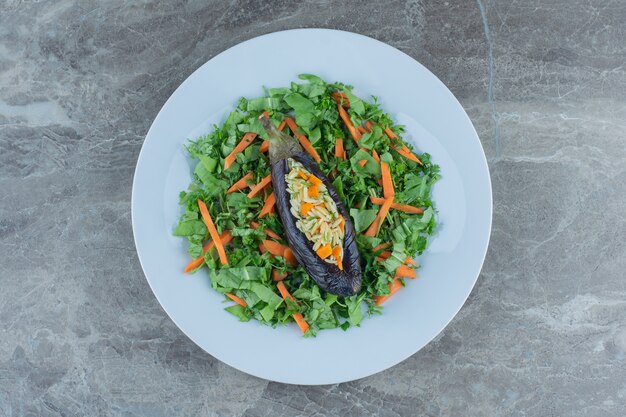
[259, 114, 362, 296]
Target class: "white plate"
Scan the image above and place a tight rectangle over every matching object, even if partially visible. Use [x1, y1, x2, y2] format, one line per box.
[132, 29, 492, 385]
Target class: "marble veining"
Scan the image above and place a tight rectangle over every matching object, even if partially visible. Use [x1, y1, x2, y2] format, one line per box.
[1, 1, 625, 416]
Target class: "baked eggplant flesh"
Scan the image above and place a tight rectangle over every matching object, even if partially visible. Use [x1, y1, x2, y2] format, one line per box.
[259, 115, 362, 296]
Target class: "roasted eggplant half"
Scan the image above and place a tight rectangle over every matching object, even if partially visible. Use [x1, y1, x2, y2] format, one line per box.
[259, 115, 362, 296]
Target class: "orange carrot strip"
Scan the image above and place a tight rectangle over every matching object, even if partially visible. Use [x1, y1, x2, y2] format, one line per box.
[364, 198, 394, 237]
[358, 159, 368, 167]
[298, 170, 309, 180]
[260, 240, 298, 266]
[277, 120, 286, 131]
[184, 231, 233, 272]
[384, 127, 398, 140]
[335, 138, 345, 160]
[377, 251, 392, 260]
[260, 141, 269, 153]
[371, 149, 380, 163]
[227, 172, 254, 194]
[331, 91, 350, 107]
[224, 132, 257, 169]
[259, 192, 276, 217]
[337, 104, 362, 141]
[247, 174, 272, 198]
[316, 244, 332, 259]
[283, 116, 299, 133]
[297, 134, 321, 163]
[261, 239, 289, 257]
[197, 199, 229, 265]
[381, 161, 395, 199]
[372, 243, 392, 253]
[365, 120, 373, 132]
[374, 278, 403, 305]
[250, 222, 282, 240]
[395, 265, 416, 279]
[225, 292, 247, 307]
[276, 281, 309, 334]
[338, 217, 345, 233]
[308, 185, 319, 197]
[394, 145, 423, 165]
[357, 125, 367, 134]
[283, 248, 298, 266]
[272, 269, 288, 282]
[375, 251, 415, 265]
[369, 197, 424, 214]
[283, 117, 321, 162]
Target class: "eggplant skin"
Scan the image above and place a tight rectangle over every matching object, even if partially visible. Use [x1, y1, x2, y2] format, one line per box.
[271, 151, 362, 296]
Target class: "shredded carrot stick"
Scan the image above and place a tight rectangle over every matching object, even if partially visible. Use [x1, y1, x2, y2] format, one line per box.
[331, 91, 350, 107]
[283, 116, 299, 134]
[358, 159, 368, 167]
[337, 104, 362, 141]
[394, 145, 423, 165]
[369, 197, 425, 214]
[283, 248, 298, 266]
[297, 134, 321, 163]
[197, 199, 229, 265]
[364, 198, 394, 237]
[298, 170, 308, 180]
[247, 174, 272, 198]
[338, 216, 345, 233]
[335, 138, 346, 160]
[371, 149, 380, 163]
[380, 161, 395, 199]
[227, 172, 254, 194]
[384, 127, 397, 140]
[276, 281, 310, 334]
[374, 278, 403, 305]
[225, 292, 247, 307]
[405, 257, 416, 265]
[300, 202, 315, 216]
[250, 222, 281, 240]
[272, 269, 288, 281]
[372, 243, 392, 253]
[277, 119, 286, 131]
[259, 191, 276, 217]
[261, 111, 270, 118]
[377, 251, 392, 260]
[332, 245, 343, 270]
[184, 231, 233, 272]
[261, 239, 289, 257]
[224, 132, 257, 169]
[357, 125, 367, 134]
[283, 117, 321, 162]
[259, 140, 269, 153]
[308, 185, 319, 197]
[316, 244, 332, 259]
[395, 265, 416, 279]
[365, 120, 373, 132]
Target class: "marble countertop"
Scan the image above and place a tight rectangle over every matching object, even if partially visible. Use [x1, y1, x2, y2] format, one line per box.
[1, 1, 625, 416]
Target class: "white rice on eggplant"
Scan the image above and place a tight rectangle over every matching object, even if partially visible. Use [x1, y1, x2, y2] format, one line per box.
[285, 158, 344, 266]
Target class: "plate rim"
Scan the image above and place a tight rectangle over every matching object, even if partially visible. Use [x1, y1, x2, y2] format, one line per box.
[131, 28, 493, 385]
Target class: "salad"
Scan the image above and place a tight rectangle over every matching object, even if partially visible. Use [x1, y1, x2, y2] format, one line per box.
[174, 74, 439, 336]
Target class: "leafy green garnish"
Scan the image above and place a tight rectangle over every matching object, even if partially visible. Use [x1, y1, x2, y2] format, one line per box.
[174, 74, 440, 335]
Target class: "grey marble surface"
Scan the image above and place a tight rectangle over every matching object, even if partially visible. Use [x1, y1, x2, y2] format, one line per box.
[1, 0, 625, 416]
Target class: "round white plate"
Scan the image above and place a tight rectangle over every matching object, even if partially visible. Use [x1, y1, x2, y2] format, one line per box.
[132, 29, 492, 385]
